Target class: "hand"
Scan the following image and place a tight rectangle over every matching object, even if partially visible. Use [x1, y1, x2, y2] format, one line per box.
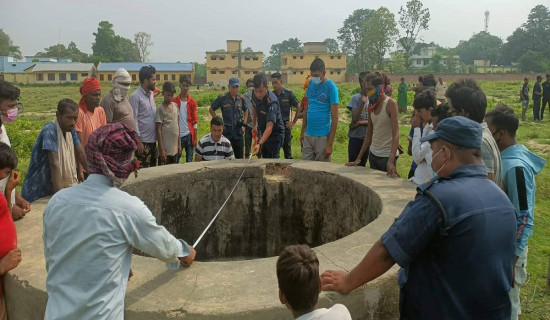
[7, 171, 20, 190]
[360, 94, 368, 103]
[252, 144, 260, 156]
[177, 145, 182, 157]
[285, 121, 294, 129]
[410, 114, 421, 128]
[321, 270, 352, 294]
[137, 141, 144, 155]
[323, 144, 333, 158]
[242, 126, 246, 133]
[159, 149, 167, 163]
[16, 196, 30, 213]
[192, 138, 197, 148]
[78, 167, 86, 182]
[11, 206, 27, 221]
[349, 122, 359, 130]
[128, 268, 133, 280]
[345, 160, 360, 167]
[386, 162, 398, 178]
[179, 246, 196, 267]
[0, 248, 22, 275]
[300, 133, 305, 146]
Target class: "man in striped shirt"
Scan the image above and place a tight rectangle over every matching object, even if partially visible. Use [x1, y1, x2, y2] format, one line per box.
[195, 116, 234, 161]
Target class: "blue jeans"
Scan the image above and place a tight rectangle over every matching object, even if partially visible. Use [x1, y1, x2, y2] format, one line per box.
[177, 134, 194, 163]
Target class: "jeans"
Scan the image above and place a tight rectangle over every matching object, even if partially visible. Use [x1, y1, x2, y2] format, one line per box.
[534, 98, 541, 120]
[176, 134, 193, 163]
[244, 126, 253, 158]
[348, 137, 368, 166]
[282, 123, 293, 159]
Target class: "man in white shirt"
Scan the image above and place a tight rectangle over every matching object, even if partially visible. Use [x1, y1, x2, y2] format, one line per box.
[435, 76, 447, 103]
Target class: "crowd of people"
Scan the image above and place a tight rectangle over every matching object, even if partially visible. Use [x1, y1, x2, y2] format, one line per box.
[0, 57, 546, 319]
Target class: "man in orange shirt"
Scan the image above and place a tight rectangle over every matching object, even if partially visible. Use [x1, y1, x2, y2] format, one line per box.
[76, 78, 106, 177]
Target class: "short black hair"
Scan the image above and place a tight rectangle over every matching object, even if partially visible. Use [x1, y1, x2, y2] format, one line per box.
[211, 116, 224, 127]
[485, 104, 519, 137]
[365, 71, 390, 90]
[445, 78, 487, 123]
[246, 78, 254, 86]
[358, 71, 369, 85]
[422, 74, 437, 87]
[253, 73, 268, 89]
[413, 89, 437, 110]
[309, 58, 325, 72]
[271, 72, 282, 80]
[0, 80, 20, 103]
[139, 65, 156, 83]
[431, 102, 451, 121]
[537, 75, 542, 80]
[0, 142, 17, 170]
[57, 98, 78, 115]
[418, 76, 424, 84]
[276, 245, 320, 312]
[162, 81, 176, 93]
[179, 75, 192, 86]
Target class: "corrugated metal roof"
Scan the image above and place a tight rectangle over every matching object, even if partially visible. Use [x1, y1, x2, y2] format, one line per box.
[97, 62, 194, 72]
[31, 63, 94, 72]
[0, 61, 36, 73]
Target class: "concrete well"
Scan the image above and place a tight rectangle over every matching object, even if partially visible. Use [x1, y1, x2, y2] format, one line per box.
[6, 160, 417, 319]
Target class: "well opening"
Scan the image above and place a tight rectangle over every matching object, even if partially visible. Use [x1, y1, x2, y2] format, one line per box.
[130, 163, 383, 261]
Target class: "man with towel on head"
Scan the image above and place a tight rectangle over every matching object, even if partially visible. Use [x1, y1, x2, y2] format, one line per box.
[43, 123, 196, 320]
[22, 99, 87, 203]
[100, 68, 136, 130]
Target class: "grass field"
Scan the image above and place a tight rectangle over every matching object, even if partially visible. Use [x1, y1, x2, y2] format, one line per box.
[7, 81, 550, 319]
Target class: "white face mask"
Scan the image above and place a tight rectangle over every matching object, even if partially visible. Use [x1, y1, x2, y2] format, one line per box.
[431, 148, 447, 176]
[248, 87, 254, 96]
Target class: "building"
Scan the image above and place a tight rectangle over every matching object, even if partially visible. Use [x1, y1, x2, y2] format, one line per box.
[281, 42, 346, 84]
[97, 62, 195, 84]
[473, 60, 519, 73]
[409, 47, 460, 71]
[28, 63, 94, 84]
[0, 56, 36, 83]
[205, 40, 263, 86]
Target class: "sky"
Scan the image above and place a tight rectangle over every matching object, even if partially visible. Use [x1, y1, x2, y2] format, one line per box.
[0, 0, 545, 63]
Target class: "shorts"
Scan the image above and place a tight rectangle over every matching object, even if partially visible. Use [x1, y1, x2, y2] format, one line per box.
[521, 100, 529, 110]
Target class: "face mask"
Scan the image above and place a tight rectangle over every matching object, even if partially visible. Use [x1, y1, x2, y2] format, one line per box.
[1, 108, 18, 123]
[311, 77, 322, 85]
[248, 87, 254, 96]
[367, 85, 382, 104]
[431, 148, 446, 176]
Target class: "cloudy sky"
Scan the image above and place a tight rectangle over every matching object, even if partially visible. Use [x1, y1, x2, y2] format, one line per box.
[0, 0, 544, 63]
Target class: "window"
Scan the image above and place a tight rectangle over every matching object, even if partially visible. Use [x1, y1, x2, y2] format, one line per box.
[423, 59, 429, 65]
[211, 56, 217, 60]
[81, 73, 88, 77]
[211, 70, 217, 74]
[416, 59, 421, 65]
[337, 71, 341, 75]
[48, 73, 55, 81]
[300, 56, 304, 59]
[293, 56, 296, 59]
[100, 74, 105, 81]
[245, 57, 250, 61]
[283, 58, 288, 65]
[220, 56, 225, 60]
[253, 71, 257, 74]
[245, 71, 251, 74]
[172, 74, 176, 81]
[300, 71, 304, 75]
[132, 74, 137, 81]
[156, 74, 160, 80]
[232, 70, 238, 74]
[59, 73, 66, 81]
[253, 57, 258, 61]
[330, 56, 334, 59]
[232, 56, 237, 59]
[36, 73, 44, 81]
[330, 71, 334, 74]
[70, 73, 77, 81]
[338, 56, 341, 59]
[164, 74, 168, 81]
[108, 74, 112, 81]
[220, 71, 225, 74]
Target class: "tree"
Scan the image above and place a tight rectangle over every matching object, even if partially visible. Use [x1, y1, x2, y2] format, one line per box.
[398, 0, 430, 70]
[243, 47, 254, 53]
[502, 28, 529, 64]
[518, 51, 550, 73]
[265, 38, 302, 72]
[194, 63, 206, 77]
[92, 21, 139, 62]
[388, 52, 407, 73]
[455, 32, 503, 65]
[338, 9, 374, 73]
[324, 38, 340, 53]
[134, 32, 153, 62]
[35, 41, 89, 61]
[0, 29, 22, 59]
[362, 7, 398, 70]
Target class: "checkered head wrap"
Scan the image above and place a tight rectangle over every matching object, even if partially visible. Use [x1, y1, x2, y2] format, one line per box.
[85, 123, 140, 186]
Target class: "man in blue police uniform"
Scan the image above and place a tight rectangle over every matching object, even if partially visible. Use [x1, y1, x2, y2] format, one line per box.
[271, 72, 300, 159]
[209, 77, 248, 159]
[321, 116, 517, 320]
[251, 73, 284, 159]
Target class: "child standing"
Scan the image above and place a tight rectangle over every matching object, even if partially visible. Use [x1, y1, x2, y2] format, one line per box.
[156, 82, 181, 165]
[276, 244, 351, 320]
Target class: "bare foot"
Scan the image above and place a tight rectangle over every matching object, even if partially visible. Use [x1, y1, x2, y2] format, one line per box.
[11, 205, 27, 221]
[15, 196, 30, 214]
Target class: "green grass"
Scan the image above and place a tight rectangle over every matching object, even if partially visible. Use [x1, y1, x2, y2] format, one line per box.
[7, 81, 550, 319]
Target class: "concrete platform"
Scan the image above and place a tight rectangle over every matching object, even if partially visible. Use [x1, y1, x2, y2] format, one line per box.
[6, 160, 417, 319]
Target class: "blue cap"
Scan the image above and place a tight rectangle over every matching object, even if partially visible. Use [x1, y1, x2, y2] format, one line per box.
[229, 77, 239, 87]
[421, 116, 482, 149]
